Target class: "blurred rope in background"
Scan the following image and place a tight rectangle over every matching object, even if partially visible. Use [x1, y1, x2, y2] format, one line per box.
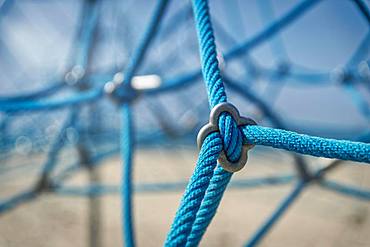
[0, 0, 369, 246]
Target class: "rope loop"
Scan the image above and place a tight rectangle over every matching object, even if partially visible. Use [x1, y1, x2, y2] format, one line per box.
[197, 102, 257, 172]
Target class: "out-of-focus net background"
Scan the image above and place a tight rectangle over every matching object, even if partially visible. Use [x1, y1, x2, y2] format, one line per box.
[0, 0, 369, 246]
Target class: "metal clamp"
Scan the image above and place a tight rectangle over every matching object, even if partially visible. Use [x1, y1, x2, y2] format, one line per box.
[197, 102, 256, 173]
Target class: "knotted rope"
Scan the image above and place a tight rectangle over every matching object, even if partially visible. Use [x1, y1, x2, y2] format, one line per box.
[165, 0, 252, 245]
[165, 0, 370, 246]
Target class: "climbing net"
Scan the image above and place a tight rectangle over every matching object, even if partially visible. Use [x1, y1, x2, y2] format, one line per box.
[0, 0, 369, 246]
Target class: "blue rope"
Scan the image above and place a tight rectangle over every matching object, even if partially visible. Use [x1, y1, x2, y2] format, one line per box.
[0, 81, 65, 103]
[167, 0, 370, 245]
[74, 0, 101, 69]
[320, 179, 370, 201]
[145, 0, 323, 98]
[39, 110, 78, 178]
[352, 0, 370, 24]
[0, 0, 101, 104]
[242, 125, 370, 163]
[0, 189, 37, 214]
[185, 165, 232, 246]
[244, 181, 306, 247]
[224, 0, 321, 61]
[0, 87, 102, 112]
[121, 104, 135, 247]
[256, 0, 288, 61]
[224, 76, 285, 128]
[1, 1, 370, 246]
[118, 0, 170, 87]
[118, 1, 170, 246]
[192, 0, 243, 162]
[166, 0, 241, 245]
[343, 31, 370, 119]
[242, 160, 368, 246]
[165, 132, 223, 246]
[54, 174, 294, 197]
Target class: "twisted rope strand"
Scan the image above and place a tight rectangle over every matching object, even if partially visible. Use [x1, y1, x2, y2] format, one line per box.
[165, 132, 222, 246]
[166, 0, 247, 246]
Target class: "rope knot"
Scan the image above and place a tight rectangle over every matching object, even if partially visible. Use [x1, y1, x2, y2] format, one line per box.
[197, 102, 257, 172]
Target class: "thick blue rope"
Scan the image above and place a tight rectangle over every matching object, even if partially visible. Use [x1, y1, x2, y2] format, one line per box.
[1, 1, 369, 245]
[167, 0, 370, 246]
[192, 0, 243, 163]
[166, 0, 241, 245]
[242, 125, 370, 163]
[185, 165, 232, 246]
[177, 119, 366, 245]
[165, 132, 223, 246]
[230, 76, 370, 163]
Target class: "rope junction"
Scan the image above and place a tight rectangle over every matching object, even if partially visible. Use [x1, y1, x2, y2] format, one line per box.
[0, 0, 370, 246]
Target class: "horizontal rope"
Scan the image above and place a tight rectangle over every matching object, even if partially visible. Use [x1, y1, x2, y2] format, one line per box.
[224, 0, 321, 60]
[242, 125, 370, 163]
[0, 81, 65, 103]
[144, 0, 323, 97]
[0, 88, 102, 112]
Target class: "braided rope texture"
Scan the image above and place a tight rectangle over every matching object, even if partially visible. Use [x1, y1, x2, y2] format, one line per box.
[0, 0, 370, 247]
[166, 0, 247, 246]
[243, 125, 370, 163]
[193, 0, 244, 163]
[121, 104, 135, 247]
[165, 132, 223, 246]
[166, 0, 370, 246]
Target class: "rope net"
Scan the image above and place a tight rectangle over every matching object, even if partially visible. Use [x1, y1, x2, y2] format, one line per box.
[0, 0, 369, 246]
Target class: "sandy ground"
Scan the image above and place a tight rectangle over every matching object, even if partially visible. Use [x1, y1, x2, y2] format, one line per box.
[0, 147, 369, 247]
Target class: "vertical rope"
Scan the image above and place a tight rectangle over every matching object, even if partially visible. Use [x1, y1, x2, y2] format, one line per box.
[185, 166, 232, 246]
[165, 133, 223, 246]
[192, 0, 226, 108]
[118, 1, 170, 246]
[121, 104, 135, 247]
[166, 0, 243, 246]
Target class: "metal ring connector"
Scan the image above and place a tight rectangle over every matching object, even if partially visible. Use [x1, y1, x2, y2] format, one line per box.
[104, 73, 139, 104]
[197, 102, 257, 173]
